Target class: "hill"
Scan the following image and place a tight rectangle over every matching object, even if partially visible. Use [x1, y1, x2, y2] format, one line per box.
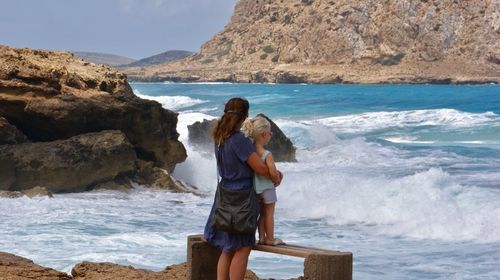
[73, 51, 137, 66]
[122, 0, 500, 84]
[122, 50, 194, 67]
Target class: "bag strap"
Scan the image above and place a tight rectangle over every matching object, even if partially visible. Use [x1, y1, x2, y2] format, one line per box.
[214, 142, 221, 185]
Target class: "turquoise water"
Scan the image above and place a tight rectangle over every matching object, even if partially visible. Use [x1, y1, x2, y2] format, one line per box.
[1, 83, 499, 279]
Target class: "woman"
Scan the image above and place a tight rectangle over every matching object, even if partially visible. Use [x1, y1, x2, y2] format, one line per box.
[204, 97, 281, 280]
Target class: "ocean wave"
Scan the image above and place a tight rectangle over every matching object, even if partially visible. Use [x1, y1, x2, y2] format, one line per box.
[279, 164, 500, 242]
[176, 112, 217, 143]
[303, 109, 498, 133]
[383, 136, 435, 144]
[275, 136, 500, 242]
[134, 90, 207, 111]
[384, 137, 500, 145]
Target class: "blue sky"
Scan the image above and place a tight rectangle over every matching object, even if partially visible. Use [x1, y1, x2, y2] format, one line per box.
[0, 0, 238, 59]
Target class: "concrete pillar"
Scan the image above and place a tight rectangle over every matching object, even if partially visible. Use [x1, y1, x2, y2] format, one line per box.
[187, 234, 221, 280]
[304, 252, 353, 280]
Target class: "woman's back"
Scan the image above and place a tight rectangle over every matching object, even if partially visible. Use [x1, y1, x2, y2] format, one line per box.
[217, 132, 255, 190]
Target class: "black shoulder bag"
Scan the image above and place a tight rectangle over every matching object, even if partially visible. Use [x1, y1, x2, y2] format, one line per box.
[212, 144, 258, 234]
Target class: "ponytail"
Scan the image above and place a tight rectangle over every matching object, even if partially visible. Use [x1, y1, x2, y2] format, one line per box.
[212, 97, 249, 145]
[241, 118, 254, 138]
[241, 116, 270, 140]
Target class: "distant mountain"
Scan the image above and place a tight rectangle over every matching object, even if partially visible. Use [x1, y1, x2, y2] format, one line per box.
[121, 50, 194, 67]
[73, 52, 137, 66]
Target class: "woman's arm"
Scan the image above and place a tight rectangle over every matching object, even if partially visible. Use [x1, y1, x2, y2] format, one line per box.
[264, 153, 281, 185]
[247, 152, 269, 177]
[247, 152, 281, 186]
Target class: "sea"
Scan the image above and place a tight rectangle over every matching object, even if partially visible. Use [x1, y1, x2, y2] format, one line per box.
[1, 83, 499, 279]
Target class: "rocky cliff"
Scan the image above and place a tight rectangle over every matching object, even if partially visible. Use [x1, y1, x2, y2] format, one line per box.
[0, 45, 187, 194]
[124, 0, 500, 83]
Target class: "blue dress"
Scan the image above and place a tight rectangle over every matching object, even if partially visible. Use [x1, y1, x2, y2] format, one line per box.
[204, 132, 258, 252]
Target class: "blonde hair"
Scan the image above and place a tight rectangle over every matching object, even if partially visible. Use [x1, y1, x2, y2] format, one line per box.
[241, 116, 271, 139]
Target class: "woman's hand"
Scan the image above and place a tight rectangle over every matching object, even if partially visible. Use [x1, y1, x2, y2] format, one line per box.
[274, 170, 283, 187]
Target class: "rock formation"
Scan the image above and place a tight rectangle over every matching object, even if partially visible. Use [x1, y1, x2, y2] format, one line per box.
[0, 252, 71, 280]
[0, 130, 136, 193]
[123, 0, 500, 84]
[0, 117, 27, 145]
[187, 118, 217, 149]
[71, 261, 187, 280]
[257, 114, 296, 162]
[187, 116, 296, 162]
[0, 45, 187, 194]
[0, 252, 261, 280]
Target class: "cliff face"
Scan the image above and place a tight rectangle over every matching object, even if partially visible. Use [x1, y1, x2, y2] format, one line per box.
[124, 0, 500, 83]
[199, 0, 499, 65]
[0, 45, 187, 193]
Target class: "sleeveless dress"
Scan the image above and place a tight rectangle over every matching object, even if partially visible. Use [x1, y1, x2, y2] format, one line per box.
[254, 150, 275, 194]
[204, 132, 258, 252]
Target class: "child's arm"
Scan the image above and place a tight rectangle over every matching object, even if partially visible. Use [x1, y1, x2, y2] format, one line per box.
[264, 152, 281, 186]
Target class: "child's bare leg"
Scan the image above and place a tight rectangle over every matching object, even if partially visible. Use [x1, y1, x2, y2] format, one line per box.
[258, 202, 266, 243]
[263, 202, 276, 243]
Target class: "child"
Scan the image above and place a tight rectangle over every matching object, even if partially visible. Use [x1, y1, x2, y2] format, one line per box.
[242, 116, 285, 246]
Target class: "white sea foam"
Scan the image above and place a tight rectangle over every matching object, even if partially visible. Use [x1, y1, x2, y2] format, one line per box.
[172, 112, 218, 192]
[134, 90, 207, 111]
[169, 110, 500, 242]
[303, 109, 499, 133]
[384, 136, 435, 144]
[176, 112, 217, 142]
[274, 136, 500, 242]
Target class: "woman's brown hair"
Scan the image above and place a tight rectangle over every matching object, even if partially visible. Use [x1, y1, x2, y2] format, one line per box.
[212, 97, 249, 145]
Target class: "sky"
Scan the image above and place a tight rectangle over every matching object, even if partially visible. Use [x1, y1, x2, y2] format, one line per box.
[0, 0, 238, 59]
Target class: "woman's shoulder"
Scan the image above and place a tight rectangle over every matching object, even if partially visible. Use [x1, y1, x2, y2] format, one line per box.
[229, 132, 252, 144]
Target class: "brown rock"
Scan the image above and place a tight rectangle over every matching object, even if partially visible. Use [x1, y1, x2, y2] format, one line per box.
[92, 180, 133, 193]
[0, 252, 71, 280]
[122, 0, 500, 84]
[0, 190, 23, 198]
[0, 252, 263, 280]
[0, 45, 186, 171]
[71, 261, 260, 280]
[134, 160, 200, 193]
[187, 118, 217, 148]
[22, 186, 53, 198]
[71, 262, 176, 280]
[0, 130, 137, 193]
[0, 116, 27, 145]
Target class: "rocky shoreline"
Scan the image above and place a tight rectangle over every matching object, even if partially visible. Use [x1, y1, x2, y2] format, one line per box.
[0, 252, 262, 280]
[123, 59, 500, 85]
